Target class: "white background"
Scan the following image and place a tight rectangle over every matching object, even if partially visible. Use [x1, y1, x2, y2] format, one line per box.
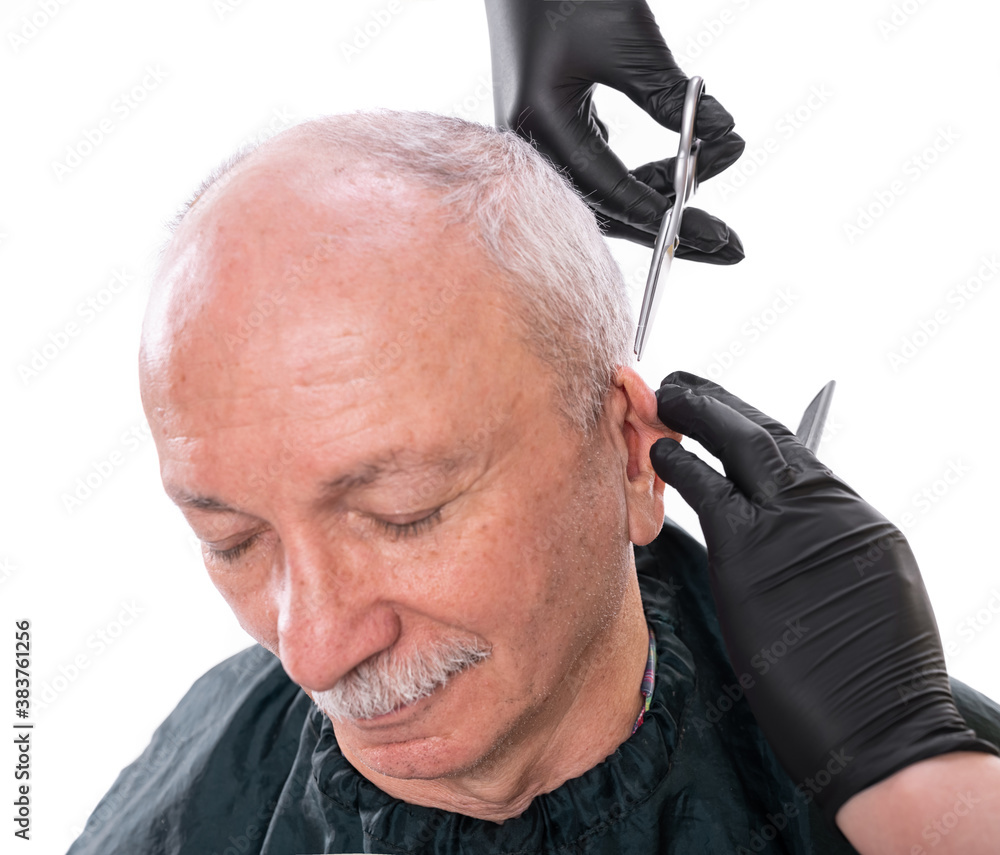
[2, 0, 999, 851]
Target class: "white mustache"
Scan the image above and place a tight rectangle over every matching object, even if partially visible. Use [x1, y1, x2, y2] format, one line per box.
[312, 635, 492, 721]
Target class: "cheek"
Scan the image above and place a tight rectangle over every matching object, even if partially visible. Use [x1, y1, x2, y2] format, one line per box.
[423, 468, 605, 642]
[205, 558, 281, 651]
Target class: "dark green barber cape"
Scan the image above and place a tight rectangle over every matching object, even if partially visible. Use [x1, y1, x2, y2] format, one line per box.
[67, 518, 1000, 854]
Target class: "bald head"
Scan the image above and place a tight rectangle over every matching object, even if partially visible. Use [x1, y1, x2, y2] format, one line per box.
[141, 128, 485, 420]
[141, 111, 633, 435]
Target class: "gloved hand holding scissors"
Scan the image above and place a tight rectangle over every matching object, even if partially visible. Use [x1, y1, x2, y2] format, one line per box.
[483, 0, 745, 262]
[650, 372, 1000, 848]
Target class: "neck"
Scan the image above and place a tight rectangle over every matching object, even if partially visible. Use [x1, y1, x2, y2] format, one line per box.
[338, 572, 650, 822]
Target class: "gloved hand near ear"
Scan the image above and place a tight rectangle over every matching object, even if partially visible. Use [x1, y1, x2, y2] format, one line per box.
[648, 371, 999, 827]
[483, 0, 744, 263]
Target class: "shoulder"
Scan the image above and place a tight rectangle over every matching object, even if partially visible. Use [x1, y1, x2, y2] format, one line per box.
[68, 645, 312, 855]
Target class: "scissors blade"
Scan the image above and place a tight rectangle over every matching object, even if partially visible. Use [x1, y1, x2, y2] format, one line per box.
[633, 209, 679, 361]
[795, 380, 836, 453]
[634, 76, 704, 361]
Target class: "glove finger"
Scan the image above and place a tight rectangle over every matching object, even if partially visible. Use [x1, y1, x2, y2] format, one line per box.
[674, 233, 745, 264]
[676, 208, 745, 263]
[649, 437, 746, 523]
[695, 131, 746, 183]
[631, 157, 678, 206]
[598, 215, 656, 247]
[589, 187, 733, 256]
[655, 384, 793, 495]
[659, 371, 821, 467]
[691, 93, 739, 142]
[599, 207, 745, 263]
[676, 206, 727, 254]
[616, 72, 740, 144]
[632, 133, 744, 197]
[660, 371, 794, 435]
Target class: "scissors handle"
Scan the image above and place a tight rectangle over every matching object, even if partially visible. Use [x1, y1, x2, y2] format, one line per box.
[634, 76, 705, 361]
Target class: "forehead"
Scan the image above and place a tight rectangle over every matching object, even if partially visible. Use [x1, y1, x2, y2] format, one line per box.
[140, 163, 562, 491]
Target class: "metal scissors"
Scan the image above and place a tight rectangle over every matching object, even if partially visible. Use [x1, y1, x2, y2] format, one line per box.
[634, 76, 705, 361]
[795, 379, 836, 453]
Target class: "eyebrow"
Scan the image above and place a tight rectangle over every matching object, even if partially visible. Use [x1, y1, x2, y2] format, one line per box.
[167, 448, 473, 513]
[319, 450, 471, 499]
[168, 491, 241, 513]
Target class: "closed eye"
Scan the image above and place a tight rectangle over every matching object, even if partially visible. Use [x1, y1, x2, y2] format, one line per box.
[205, 533, 261, 564]
[203, 506, 445, 561]
[374, 507, 443, 540]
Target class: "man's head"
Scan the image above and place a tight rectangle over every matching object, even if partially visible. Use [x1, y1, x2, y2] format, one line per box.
[139, 110, 675, 787]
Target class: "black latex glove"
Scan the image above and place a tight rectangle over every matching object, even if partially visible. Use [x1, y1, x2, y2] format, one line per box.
[649, 372, 999, 824]
[484, 0, 745, 262]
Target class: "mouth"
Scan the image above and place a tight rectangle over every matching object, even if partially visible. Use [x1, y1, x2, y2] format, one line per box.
[356, 689, 435, 726]
[345, 658, 479, 729]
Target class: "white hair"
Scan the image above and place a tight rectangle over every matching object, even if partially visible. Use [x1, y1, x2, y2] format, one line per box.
[171, 110, 634, 433]
[312, 634, 492, 721]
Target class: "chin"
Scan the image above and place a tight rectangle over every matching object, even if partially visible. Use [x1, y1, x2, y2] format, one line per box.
[350, 730, 493, 781]
[331, 652, 507, 780]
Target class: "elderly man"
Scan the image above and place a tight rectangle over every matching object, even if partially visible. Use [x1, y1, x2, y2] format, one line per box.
[69, 111, 1000, 855]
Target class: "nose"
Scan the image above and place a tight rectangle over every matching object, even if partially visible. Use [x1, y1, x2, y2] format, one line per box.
[275, 532, 400, 692]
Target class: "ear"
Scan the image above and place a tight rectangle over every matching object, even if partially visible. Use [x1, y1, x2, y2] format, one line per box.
[609, 367, 683, 546]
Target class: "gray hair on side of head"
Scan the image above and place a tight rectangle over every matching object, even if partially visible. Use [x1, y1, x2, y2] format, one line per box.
[170, 109, 635, 433]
